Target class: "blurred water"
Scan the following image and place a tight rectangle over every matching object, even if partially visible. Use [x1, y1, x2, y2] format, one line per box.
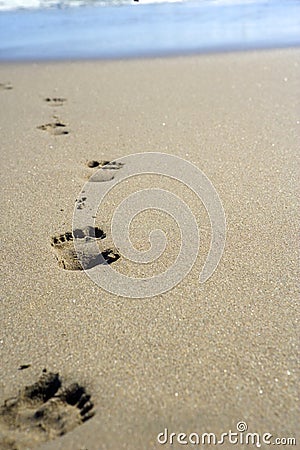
[0, 0, 299, 60]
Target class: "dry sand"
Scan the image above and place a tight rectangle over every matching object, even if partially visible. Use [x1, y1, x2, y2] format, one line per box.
[0, 49, 299, 449]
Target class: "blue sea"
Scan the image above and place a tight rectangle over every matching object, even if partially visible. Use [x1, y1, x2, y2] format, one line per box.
[0, 0, 300, 61]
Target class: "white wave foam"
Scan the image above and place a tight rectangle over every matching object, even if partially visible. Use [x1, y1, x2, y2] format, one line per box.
[0, 0, 187, 11]
[0, 0, 282, 11]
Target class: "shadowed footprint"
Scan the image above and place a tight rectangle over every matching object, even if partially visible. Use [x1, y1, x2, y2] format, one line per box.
[44, 97, 66, 107]
[0, 370, 94, 449]
[37, 120, 69, 135]
[86, 160, 125, 182]
[51, 228, 120, 270]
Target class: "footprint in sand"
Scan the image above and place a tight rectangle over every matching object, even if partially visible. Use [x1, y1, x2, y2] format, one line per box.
[0, 370, 94, 449]
[51, 227, 120, 270]
[0, 82, 13, 90]
[44, 97, 67, 107]
[37, 119, 69, 136]
[86, 160, 124, 182]
[86, 160, 124, 170]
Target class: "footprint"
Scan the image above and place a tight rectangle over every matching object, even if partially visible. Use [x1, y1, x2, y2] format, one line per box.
[44, 97, 66, 107]
[86, 160, 124, 182]
[0, 82, 13, 90]
[86, 160, 124, 170]
[37, 120, 69, 136]
[0, 370, 94, 449]
[50, 228, 120, 270]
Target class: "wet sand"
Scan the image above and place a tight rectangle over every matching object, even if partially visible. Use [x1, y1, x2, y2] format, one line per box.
[0, 49, 299, 449]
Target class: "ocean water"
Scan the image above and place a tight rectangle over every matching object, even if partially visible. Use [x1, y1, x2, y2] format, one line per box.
[0, 0, 299, 60]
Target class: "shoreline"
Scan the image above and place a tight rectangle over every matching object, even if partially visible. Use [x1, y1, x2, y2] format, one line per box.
[1, 44, 300, 65]
[1, 0, 300, 61]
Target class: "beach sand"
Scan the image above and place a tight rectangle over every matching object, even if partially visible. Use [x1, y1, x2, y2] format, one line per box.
[0, 49, 299, 449]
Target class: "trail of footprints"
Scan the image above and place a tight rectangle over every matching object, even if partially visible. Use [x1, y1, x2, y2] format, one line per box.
[1, 91, 124, 447]
[37, 93, 123, 270]
[51, 158, 123, 271]
[0, 370, 94, 449]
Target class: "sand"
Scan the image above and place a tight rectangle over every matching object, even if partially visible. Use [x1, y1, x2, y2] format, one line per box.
[0, 49, 299, 449]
